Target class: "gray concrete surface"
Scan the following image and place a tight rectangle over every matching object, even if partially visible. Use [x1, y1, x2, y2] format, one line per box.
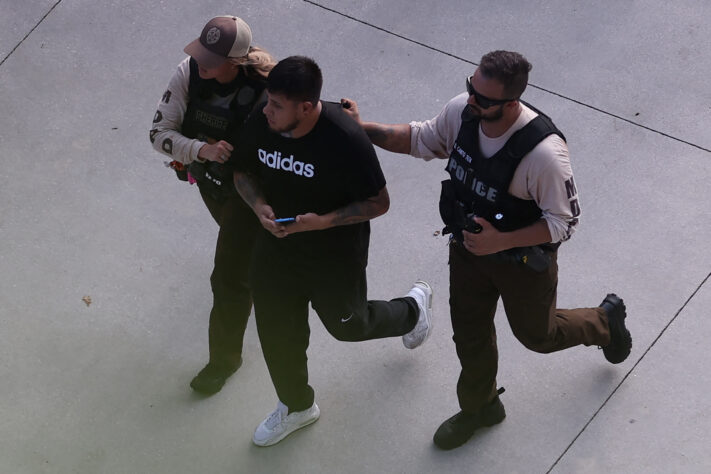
[1, 1, 709, 473]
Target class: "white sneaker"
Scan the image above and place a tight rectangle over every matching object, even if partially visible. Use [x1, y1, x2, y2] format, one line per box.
[402, 280, 433, 349]
[252, 400, 320, 447]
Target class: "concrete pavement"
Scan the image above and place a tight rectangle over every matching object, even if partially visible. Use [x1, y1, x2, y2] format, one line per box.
[1, 1, 709, 472]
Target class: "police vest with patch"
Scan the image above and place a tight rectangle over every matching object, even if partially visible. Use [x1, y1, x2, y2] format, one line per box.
[179, 58, 266, 199]
[181, 57, 265, 144]
[439, 101, 566, 246]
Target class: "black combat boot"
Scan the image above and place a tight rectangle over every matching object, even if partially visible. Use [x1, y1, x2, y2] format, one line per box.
[190, 358, 241, 395]
[433, 388, 506, 450]
[600, 294, 632, 364]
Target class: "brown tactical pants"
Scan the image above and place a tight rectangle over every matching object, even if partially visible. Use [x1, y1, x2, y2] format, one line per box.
[448, 240, 611, 413]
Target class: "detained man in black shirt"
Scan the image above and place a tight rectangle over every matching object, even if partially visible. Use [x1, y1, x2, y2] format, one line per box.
[232, 56, 433, 447]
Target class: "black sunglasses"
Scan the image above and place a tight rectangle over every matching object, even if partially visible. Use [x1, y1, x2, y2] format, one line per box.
[466, 75, 517, 109]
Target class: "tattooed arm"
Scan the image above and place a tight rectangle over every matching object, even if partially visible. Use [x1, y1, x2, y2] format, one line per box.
[361, 123, 411, 154]
[326, 186, 390, 226]
[282, 186, 390, 235]
[234, 171, 290, 238]
[340, 98, 411, 154]
[233, 171, 265, 210]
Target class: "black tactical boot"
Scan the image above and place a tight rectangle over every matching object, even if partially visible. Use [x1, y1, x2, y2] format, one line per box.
[600, 294, 632, 364]
[190, 359, 241, 395]
[433, 389, 506, 450]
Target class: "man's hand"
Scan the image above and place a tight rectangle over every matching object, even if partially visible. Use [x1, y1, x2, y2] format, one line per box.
[198, 140, 234, 163]
[280, 213, 326, 236]
[260, 212, 325, 238]
[462, 217, 507, 256]
[462, 217, 553, 256]
[255, 203, 291, 238]
[273, 186, 389, 237]
[339, 98, 411, 154]
[340, 98, 362, 124]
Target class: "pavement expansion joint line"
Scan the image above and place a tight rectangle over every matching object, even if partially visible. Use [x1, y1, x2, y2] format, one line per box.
[0, 0, 64, 68]
[546, 271, 711, 474]
[303, 0, 711, 155]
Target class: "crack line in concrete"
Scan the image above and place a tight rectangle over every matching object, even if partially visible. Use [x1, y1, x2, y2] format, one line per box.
[0, 0, 64, 68]
[303, 0, 711, 155]
[547, 271, 711, 473]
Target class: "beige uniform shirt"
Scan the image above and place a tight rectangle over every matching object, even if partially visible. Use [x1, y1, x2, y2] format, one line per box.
[150, 57, 238, 165]
[409, 93, 580, 243]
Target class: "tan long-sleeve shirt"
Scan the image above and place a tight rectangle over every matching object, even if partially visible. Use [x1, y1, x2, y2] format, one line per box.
[409, 93, 580, 243]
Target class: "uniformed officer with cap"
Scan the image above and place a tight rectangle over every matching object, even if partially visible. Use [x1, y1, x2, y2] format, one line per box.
[150, 16, 276, 395]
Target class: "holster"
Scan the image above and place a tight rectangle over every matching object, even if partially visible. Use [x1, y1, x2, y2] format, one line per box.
[167, 160, 189, 181]
[439, 179, 482, 242]
[439, 179, 467, 243]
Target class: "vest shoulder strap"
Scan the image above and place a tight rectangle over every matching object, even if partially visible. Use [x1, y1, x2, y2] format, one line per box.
[187, 57, 201, 99]
[518, 100, 566, 143]
[501, 103, 566, 169]
[187, 58, 266, 102]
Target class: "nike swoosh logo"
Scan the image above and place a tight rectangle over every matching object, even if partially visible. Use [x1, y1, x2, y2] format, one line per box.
[340, 313, 354, 323]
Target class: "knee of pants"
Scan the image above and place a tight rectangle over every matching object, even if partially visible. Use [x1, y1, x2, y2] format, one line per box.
[455, 338, 497, 366]
[211, 262, 250, 290]
[212, 287, 251, 311]
[515, 332, 556, 354]
[322, 316, 367, 342]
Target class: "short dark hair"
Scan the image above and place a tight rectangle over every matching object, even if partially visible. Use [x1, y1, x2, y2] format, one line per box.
[267, 56, 322, 105]
[479, 50, 532, 99]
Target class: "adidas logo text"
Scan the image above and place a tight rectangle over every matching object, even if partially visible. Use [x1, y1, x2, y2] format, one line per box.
[258, 149, 315, 178]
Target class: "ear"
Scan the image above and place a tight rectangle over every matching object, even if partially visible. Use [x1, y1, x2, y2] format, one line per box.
[299, 101, 315, 116]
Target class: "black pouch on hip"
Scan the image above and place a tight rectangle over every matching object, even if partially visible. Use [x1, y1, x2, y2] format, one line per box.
[501, 246, 551, 272]
[188, 161, 235, 201]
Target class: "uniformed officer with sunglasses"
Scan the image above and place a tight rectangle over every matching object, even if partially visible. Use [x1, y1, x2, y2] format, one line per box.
[341, 50, 631, 450]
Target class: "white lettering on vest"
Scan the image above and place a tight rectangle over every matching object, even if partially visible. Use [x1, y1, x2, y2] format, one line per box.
[448, 156, 499, 203]
[470, 178, 498, 203]
[454, 143, 473, 163]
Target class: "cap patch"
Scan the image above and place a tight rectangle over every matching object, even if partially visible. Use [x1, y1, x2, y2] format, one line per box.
[206, 27, 221, 45]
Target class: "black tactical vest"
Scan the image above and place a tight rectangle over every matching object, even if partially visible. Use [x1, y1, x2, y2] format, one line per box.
[179, 58, 266, 199]
[440, 101, 565, 241]
[181, 57, 265, 144]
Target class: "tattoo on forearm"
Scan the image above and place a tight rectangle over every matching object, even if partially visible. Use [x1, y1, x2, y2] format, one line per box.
[234, 173, 263, 209]
[365, 124, 409, 152]
[331, 186, 390, 226]
[365, 127, 391, 146]
[332, 201, 376, 226]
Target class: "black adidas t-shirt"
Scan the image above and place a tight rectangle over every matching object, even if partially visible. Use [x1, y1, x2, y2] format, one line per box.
[232, 101, 386, 265]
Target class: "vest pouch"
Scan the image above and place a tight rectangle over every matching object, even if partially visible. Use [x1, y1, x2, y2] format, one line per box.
[174, 168, 188, 182]
[494, 245, 551, 272]
[166, 160, 189, 182]
[188, 161, 235, 201]
[519, 245, 551, 272]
